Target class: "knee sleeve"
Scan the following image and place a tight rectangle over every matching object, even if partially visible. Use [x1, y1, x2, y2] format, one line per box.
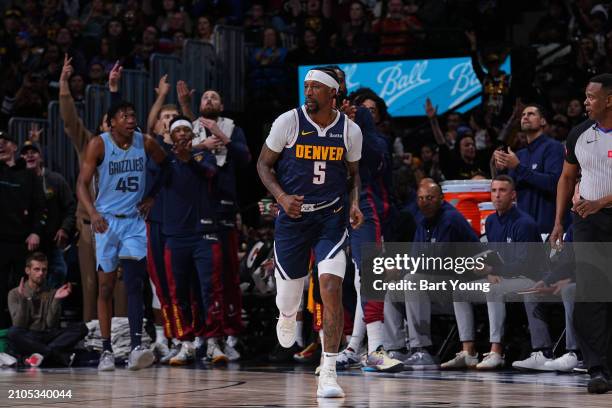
[318, 250, 346, 279]
[275, 274, 306, 317]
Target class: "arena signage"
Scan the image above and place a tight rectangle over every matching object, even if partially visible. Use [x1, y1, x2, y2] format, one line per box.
[298, 56, 511, 117]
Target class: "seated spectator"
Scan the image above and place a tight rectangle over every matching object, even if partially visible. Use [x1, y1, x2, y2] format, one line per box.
[401, 179, 479, 369]
[156, 0, 176, 33]
[566, 98, 585, 127]
[55, 27, 87, 75]
[549, 114, 571, 142]
[89, 61, 106, 85]
[419, 144, 444, 182]
[248, 27, 288, 101]
[244, 2, 269, 43]
[90, 39, 117, 75]
[442, 176, 546, 370]
[340, 1, 377, 58]
[172, 30, 187, 57]
[195, 15, 215, 45]
[14, 31, 41, 77]
[105, 18, 133, 59]
[372, 0, 423, 57]
[81, 0, 111, 39]
[122, 9, 144, 46]
[13, 72, 49, 119]
[295, 0, 335, 46]
[575, 35, 606, 81]
[286, 28, 330, 65]
[69, 72, 86, 102]
[513, 223, 580, 372]
[7, 252, 87, 367]
[40, 43, 63, 90]
[167, 11, 192, 38]
[125, 26, 159, 71]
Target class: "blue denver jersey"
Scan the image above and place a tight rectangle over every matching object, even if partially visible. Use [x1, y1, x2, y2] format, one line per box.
[95, 131, 146, 216]
[276, 106, 349, 203]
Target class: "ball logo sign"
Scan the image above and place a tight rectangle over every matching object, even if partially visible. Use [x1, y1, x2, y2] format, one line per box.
[298, 56, 511, 117]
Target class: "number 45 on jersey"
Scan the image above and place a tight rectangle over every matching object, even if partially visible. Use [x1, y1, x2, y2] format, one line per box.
[115, 176, 139, 192]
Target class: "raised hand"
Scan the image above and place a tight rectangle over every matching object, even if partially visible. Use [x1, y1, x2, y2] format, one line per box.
[155, 74, 171, 97]
[177, 80, 195, 107]
[60, 54, 73, 83]
[54, 282, 72, 299]
[108, 60, 123, 92]
[25, 233, 40, 251]
[29, 123, 43, 143]
[424, 98, 437, 119]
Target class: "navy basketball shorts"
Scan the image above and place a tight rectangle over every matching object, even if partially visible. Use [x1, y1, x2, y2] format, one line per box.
[274, 199, 348, 280]
[349, 196, 382, 268]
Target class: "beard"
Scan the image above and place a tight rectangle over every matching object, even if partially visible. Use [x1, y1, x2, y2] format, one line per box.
[201, 107, 220, 120]
[305, 99, 320, 113]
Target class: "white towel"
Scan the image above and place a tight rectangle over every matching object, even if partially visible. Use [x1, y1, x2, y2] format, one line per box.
[192, 116, 235, 167]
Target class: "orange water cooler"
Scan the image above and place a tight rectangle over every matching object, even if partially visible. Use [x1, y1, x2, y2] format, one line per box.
[441, 180, 491, 235]
[478, 202, 496, 236]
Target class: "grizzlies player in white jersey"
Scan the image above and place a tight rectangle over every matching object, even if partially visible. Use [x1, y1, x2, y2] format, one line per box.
[257, 67, 363, 398]
[77, 101, 169, 371]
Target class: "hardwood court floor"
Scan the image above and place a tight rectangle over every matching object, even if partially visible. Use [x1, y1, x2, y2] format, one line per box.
[0, 362, 611, 407]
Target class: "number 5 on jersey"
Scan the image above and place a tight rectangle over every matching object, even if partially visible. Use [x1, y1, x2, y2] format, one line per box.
[115, 176, 139, 192]
[313, 161, 326, 184]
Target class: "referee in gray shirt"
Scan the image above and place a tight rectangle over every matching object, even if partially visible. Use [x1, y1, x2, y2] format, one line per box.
[551, 73, 612, 394]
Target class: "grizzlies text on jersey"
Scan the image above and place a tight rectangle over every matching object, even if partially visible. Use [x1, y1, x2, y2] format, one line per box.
[95, 131, 147, 216]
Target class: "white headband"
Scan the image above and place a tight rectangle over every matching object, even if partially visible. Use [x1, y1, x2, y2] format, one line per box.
[305, 69, 339, 91]
[170, 119, 193, 133]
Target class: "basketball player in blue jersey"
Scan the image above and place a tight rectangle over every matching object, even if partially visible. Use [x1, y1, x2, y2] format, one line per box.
[257, 67, 363, 398]
[77, 101, 169, 371]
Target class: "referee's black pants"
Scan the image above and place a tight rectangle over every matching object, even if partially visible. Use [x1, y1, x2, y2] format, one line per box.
[573, 209, 612, 374]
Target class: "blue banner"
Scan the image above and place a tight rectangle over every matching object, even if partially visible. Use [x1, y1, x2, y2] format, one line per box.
[298, 56, 511, 117]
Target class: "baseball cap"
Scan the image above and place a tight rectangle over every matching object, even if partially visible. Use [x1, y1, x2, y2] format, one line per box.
[20, 140, 41, 154]
[0, 131, 16, 144]
[457, 125, 474, 137]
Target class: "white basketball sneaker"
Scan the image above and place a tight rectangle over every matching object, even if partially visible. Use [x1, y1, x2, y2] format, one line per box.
[317, 367, 345, 398]
[276, 314, 297, 348]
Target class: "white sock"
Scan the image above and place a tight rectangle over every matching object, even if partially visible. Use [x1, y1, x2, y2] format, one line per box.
[367, 321, 384, 353]
[323, 352, 338, 370]
[155, 325, 165, 344]
[319, 329, 325, 351]
[227, 335, 238, 347]
[296, 321, 304, 348]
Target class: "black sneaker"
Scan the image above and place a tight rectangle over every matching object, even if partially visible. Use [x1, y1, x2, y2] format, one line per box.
[587, 371, 610, 394]
[268, 343, 301, 363]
